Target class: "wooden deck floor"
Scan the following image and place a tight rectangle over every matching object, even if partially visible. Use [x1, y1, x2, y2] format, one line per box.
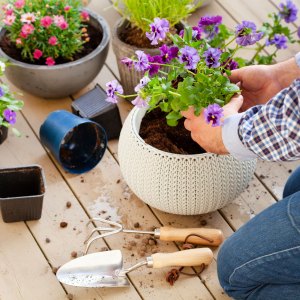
[0, 0, 299, 299]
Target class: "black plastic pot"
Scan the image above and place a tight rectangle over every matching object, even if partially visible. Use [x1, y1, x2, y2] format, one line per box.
[0, 165, 45, 223]
[72, 84, 122, 140]
[0, 125, 8, 144]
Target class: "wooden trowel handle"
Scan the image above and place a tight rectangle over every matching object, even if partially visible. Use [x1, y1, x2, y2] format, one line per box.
[159, 227, 224, 246]
[150, 248, 213, 269]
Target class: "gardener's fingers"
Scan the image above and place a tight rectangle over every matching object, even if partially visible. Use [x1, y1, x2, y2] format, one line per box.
[229, 68, 244, 84]
[184, 118, 192, 131]
[181, 106, 196, 119]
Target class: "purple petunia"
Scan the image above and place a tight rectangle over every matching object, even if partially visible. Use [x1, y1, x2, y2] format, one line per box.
[134, 50, 150, 72]
[203, 48, 222, 68]
[147, 55, 163, 76]
[178, 46, 200, 70]
[121, 57, 133, 69]
[3, 108, 16, 125]
[146, 17, 169, 45]
[134, 76, 151, 93]
[132, 95, 149, 108]
[0, 87, 4, 98]
[198, 15, 222, 39]
[105, 80, 123, 103]
[266, 34, 288, 49]
[159, 45, 179, 63]
[235, 21, 263, 46]
[204, 104, 224, 127]
[278, 0, 298, 23]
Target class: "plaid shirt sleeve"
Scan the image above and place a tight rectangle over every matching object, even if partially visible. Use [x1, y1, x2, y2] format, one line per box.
[237, 79, 300, 161]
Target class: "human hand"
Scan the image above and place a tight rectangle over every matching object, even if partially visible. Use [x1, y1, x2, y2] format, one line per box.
[230, 64, 283, 111]
[181, 95, 244, 154]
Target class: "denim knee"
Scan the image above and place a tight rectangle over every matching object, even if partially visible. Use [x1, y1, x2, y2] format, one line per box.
[283, 166, 300, 198]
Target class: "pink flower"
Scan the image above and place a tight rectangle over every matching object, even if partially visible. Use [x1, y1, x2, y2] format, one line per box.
[48, 36, 57, 45]
[3, 14, 16, 26]
[40, 16, 52, 28]
[80, 11, 89, 21]
[45, 57, 55, 66]
[53, 15, 65, 26]
[59, 21, 68, 30]
[16, 38, 22, 45]
[64, 5, 71, 12]
[33, 49, 43, 59]
[21, 24, 34, 35]
[5, 9, 13, 16]
[21, 13, 36, 24]
[14, 0, 25, 9]
[20, 32, 28, 39]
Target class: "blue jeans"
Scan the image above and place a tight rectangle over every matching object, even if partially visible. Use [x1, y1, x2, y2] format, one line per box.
[217, 166, 300, 300]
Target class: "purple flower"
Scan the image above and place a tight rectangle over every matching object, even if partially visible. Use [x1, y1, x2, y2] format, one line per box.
[192, 26, 203, 40]
[198, 15, 222, 39]
[222, 59, 239, 70]
[105, 80, 123, 103]
[235, 21, 263, 46]
[159, 45, 179, 63]
[266, 34, 288, 49]
[279, 0, 298, 23]
[203, 48, 222, 68]
[134, 76, 150, 93]
[134, 50, 150, 72]
[146, 17, 169, 45]
[3, 109, 16, 125]
[0, 87, 4, 98]
[178, 46, 200, 70]
[204, 104, 224, 127]
[132, 95, 149, 108]
[147, 55, 163, 76]
[121, 57, 133, 69]
[179, 29, 184, 38]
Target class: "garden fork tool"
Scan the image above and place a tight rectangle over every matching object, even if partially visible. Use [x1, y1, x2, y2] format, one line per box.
[57, 248, 213, 287]
[84, 217, 224, 254]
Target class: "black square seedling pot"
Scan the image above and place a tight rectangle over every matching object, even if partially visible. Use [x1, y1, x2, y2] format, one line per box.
[0, 126, 8, 144]
[72, 84, 123, 140]
[0, 165, 45, 223]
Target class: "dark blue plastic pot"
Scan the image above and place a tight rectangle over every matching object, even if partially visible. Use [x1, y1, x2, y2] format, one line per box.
[39, 110, 107, 174]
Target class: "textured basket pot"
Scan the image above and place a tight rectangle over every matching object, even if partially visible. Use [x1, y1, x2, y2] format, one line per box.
[0, 9, 110, 98]
[118, 107, 257, 215]
[0, 125, 8, 144]
[0, 165, 45, 223]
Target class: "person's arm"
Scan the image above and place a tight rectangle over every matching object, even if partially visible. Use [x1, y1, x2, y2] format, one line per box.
[223, 79, 300, 161]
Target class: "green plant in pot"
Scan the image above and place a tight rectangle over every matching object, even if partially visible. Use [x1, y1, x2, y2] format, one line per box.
[0, 59, 23, 144]
[106, 1, 300, 215]
[111, 0, 203, 95]
[0, 0, 110, 98]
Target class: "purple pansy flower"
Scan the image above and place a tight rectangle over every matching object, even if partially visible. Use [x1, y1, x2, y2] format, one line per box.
[134, 50, 150, 72]
[278, 0, 298, 23]
[198, 15, 222, 39]
[3, 108, 16, 125]
[266, 34, 288, 49]
[121, 57, 133, 69]
[134, 76, 151, 93]
[0, 87, 4, 98]
[159, 45, 179, 63]
[203, 48, 222, 68]
[235, 21, 263, 46]
[192, 26, 203, 40]
[105, 80, 123, 103]
[222, 58, 239, 70]
[147, 55, 163, 76]
[178, 46, 200, 70]
[146, 17, 169, 45]
[132, 95, 149, 108]
[204, 104, 224, 127]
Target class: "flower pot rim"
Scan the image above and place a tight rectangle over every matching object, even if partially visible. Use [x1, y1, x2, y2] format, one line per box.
[131, 106, 254, 160]
[0, 9, 110, 70]
[0, 164, 46, 200]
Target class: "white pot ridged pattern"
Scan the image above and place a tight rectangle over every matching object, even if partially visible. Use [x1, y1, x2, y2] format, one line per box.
[118, 107, 257, 215]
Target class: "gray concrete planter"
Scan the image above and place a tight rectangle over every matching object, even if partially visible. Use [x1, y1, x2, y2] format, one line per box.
[0, 10, 110, 98]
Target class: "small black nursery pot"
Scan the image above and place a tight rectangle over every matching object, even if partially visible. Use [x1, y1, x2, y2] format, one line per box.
[0, 125, 8, 144]
[0, 165, 45, 223]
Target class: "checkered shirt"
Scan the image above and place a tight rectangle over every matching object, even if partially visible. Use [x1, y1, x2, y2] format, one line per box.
[238, 79, 300, 161]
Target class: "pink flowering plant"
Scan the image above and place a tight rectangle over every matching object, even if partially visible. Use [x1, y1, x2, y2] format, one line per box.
[0, 60, 23, 133]
[106, 0, 300, 127]
[2, 0, 90, 66]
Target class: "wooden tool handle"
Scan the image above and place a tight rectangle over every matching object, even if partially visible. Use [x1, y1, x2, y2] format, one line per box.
[159, 227, 224, 246]
[150, 248, 213, 269]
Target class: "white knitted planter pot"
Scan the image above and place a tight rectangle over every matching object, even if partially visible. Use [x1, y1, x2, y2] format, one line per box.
[118, 107, 257, 215]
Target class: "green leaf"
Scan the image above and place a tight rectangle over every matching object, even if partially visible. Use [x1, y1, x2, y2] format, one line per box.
[12, 127, 21, 137]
